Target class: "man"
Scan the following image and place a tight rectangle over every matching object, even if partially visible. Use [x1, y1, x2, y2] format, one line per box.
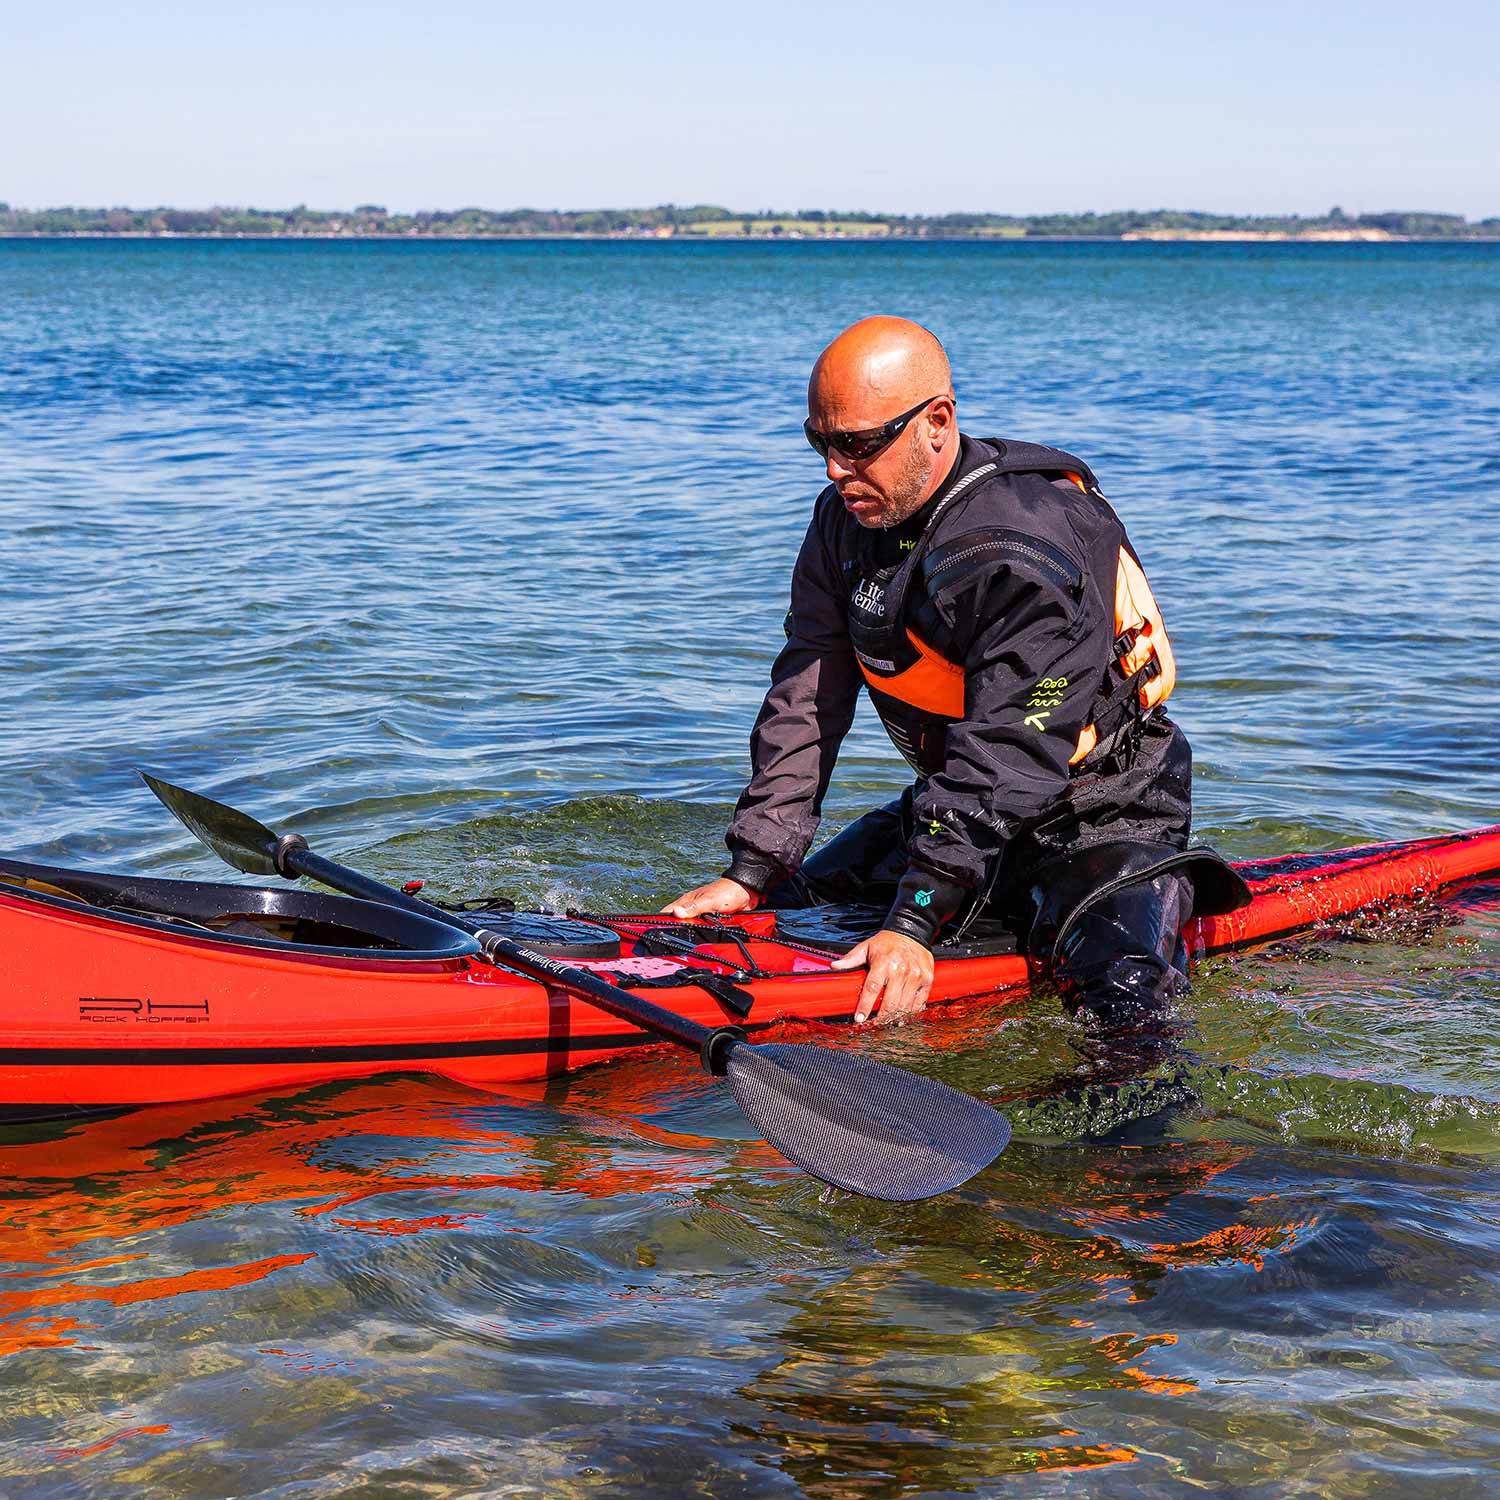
[666, 317, 1245, 1047]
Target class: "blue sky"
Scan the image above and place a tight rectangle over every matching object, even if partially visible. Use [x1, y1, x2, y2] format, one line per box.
[6, 0, 1496, 216]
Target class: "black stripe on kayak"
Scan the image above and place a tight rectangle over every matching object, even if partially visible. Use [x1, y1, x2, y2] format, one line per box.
[0, 1005, 868, 1073]
[0, 1029, 693, 1068]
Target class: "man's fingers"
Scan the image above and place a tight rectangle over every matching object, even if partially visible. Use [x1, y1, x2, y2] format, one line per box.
[662, 888, 714, 917]
[886, 976, 932, 1023]
[830, 940, 883, 1020]
[870, 965, 934, 1025]
[661, 883, 718, 918]
[854, 967, 887, 1025]
[662, 879, 759, 919]
[877, 969, 912, 1024]
[829, 930, 936, 1025]
[829, 940, 870, 971]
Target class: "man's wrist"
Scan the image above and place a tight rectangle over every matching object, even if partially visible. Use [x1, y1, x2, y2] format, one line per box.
[723, 851, 779, 895]
[881, 912, 938, 948]
[883, 866, 968, 947]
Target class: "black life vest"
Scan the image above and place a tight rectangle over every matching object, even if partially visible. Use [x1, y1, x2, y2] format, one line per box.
[843, 440, 1176, 777]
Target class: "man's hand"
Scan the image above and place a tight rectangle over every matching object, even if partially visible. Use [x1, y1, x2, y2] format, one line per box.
[662, 877, 761, 920]
[831, 929, 934, 1024]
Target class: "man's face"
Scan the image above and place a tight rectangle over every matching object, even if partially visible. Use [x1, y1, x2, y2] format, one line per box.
[806, 393, 950, 529]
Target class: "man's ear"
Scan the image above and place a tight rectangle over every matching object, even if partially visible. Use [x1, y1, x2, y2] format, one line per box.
[927, 395, 957, 447]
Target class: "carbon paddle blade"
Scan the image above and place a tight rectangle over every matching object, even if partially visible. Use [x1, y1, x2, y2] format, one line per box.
[726, 1042, 1011, 1201]
[139, 771, 282, 877]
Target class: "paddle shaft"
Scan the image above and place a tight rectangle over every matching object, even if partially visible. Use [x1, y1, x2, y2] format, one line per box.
[279, 843, 729, 1061]
[138, 771, 1012, 1198]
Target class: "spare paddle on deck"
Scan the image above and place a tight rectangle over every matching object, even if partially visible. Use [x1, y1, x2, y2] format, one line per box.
[141, 772, 1010, 1201]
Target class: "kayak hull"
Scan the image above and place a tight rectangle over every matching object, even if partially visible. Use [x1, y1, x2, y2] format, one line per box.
[3, 824, 1499, 1120]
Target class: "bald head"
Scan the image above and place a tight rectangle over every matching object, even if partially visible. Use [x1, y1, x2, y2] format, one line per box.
[806, 317, 959, 529]
[809, 316, 952, 422]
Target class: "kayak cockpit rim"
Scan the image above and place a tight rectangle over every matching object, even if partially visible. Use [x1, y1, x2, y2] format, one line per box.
[0, 857, 481, 962]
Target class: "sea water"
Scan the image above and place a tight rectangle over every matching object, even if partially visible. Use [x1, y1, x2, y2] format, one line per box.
[1, 238, 1497, 1496]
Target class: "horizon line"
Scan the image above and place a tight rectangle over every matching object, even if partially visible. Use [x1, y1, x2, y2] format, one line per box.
[4, 202, 1498, 223]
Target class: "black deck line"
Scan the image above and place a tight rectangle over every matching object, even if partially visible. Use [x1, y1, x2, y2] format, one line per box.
[0, 1028, 676, 1068]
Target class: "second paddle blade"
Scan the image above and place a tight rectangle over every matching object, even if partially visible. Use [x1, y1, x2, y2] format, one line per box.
[140, 771, 281, 877]
[726, 1043, 1011, 1202]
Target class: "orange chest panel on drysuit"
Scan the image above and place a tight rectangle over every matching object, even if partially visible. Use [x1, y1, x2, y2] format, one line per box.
[847, 473, 1175, 774]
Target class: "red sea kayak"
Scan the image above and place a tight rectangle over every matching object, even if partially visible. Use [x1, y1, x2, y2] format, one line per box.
[3, 823, 1499, 1122]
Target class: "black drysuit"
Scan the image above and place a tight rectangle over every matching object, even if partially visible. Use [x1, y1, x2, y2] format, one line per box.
[722, 434, 1247, 1047]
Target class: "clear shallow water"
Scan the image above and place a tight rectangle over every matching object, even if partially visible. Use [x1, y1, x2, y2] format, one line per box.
[1, 239, 1498, 1496]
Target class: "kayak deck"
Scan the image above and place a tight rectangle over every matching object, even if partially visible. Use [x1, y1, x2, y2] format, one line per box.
[2, 824, 1499, 1121]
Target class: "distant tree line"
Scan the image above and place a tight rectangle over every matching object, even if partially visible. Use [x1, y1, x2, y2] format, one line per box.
[1, 202, 1495, 239]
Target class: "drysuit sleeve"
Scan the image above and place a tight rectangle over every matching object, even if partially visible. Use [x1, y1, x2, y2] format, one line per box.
[882, 557, 1112, 946]
[723, 506, 862, 892]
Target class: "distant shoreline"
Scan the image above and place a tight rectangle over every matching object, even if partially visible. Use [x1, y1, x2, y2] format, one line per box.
[5, 230, 1499, 244]
[4, 203, 1496, 243]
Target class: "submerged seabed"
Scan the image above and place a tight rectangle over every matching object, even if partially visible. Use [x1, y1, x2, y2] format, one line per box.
[1, 240, 1498, 1497]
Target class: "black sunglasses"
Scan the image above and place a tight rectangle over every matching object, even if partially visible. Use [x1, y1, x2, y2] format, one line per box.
[803, 396, 943, 463]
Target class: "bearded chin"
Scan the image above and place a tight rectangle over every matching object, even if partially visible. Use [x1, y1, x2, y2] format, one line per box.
[880, 447, 935, 527]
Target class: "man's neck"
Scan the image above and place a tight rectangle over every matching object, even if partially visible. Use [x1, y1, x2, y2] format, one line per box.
[905, 434, 967, 521]
[872, 438, 971, 562]
[881, 437, 963, 531]
[923, 436, 962, 506]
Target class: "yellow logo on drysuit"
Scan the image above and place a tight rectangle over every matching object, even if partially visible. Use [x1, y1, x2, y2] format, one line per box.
[1023, 676, 1068, 732]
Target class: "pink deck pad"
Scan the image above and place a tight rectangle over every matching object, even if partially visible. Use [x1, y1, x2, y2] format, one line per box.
[572, 953, 830, 978]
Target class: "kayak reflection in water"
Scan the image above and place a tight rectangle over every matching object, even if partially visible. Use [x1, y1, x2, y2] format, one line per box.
[665, 317, 1249, 1078]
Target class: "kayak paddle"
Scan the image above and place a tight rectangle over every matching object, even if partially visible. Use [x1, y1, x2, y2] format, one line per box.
[140, 772, 1010, 1201]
